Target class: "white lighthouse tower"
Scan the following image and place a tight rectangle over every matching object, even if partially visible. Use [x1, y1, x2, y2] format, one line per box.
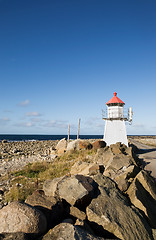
[103, 92, 132, 147]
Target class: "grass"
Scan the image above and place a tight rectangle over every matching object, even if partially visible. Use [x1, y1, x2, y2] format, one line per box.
[5, 148, 97, 202]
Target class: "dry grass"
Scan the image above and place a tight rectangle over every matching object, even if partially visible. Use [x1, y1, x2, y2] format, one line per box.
[5, 149, 97, 202]
[5, 176, 38, 202]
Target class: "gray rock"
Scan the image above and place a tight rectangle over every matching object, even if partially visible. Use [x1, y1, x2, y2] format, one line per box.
[110, 143, 123, 155]
[55, 138, 67, 155]
[25, 190, 64, 228]
[56, 175, 98, 208]
[42, 223, 105, 240]
[104, 153, 135, 179]
[70, 161, 95, 176]
[43, 176, 64, 197]
[86, 174, 153, 240]
[56, 138, 67, 150]
[105, 153, 134, 172]
[68, 206, 86, 221]
[0, 201, 47, 234]
[114, 165, 139, 191]
[66, 140, 80, 151]
[89, 164, 104, 176]
[127, 170, 156, 228]
[95, 148, 113, 166]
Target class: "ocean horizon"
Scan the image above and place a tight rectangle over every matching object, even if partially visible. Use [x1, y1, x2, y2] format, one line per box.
[0, 134, 104, 142]
[0, 134, 155, 142]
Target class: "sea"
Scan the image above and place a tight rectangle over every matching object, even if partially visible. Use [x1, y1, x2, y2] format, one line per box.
[0, 135, 103, 142]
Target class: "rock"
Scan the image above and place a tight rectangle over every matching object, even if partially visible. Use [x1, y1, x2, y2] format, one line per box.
[114, 165, 139, 191]
[43, 176, 64, 197]
[92, 140, 106, 150]
[152, 229, 156, 240]
[0, 201, 47, 234]
[70, 161, 104, 176]
[95, 147, 113, 166]
[75, 219, 95, 235]
[42, 223, 105, 240]
[110, 142, 128, 155]
[127, 170, 156, 228]
[57, 148, 66, 155]
[66, 140, 80, 151]
[68, 206, 86, 221]
[104, 153, 135, 179]
[25, 190, 64, 228]
[55, 138, 67, 151]
[89, 164, 105, 176]
[86, 174, 153, 240]
[0, 232, 33, 240]
[70, 161, 94, 176]
[116, 178, 129, 192]
[55, 138, 67, 155]
[25, 190, 56, 209]
[56, 175, 98, 208]
[79, 140, 93, 150]
[122, 165, 139, 178]
[124, 146, 133, 157]
[110, 143, 122, 155]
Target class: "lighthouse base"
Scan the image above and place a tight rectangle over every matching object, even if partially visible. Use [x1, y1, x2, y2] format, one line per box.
[104, 120, 128, 146]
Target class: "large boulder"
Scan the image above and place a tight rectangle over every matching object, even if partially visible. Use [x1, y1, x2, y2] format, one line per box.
[25, 190, 57, 210]
[92, 140, 106, 150]
[25, 190, 64, 228]
[56, 175, 98, 208]
[104, 153, 135, 179]
[105, 153, 135, 171]
[79, 140, 93, 150]
[86, 174, 153, 240]
[55, 138, 67, 154]
[70, 161, 104, 176]
[42, 223, 105, 240]
[66, 140, 80, 151]
[114, 165, 140, 191]
[55, 138, 67, 151]
[43, 176, 64, 197]
[95, 148, 113, 166]
[127, 170, 156, 228]
[110, 143, 123, 155]
[0, 201, 47, 234]
[70, 161, 95, 176]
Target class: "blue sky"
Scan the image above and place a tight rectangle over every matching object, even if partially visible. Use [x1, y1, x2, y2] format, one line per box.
[0, 0, 156, 135]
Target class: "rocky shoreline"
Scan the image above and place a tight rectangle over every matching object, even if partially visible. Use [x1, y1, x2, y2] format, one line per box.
[0, 140, 58, 175]
[0, 138, 156, 239]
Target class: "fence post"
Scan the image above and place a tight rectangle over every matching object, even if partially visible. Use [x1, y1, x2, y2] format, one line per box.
[68, 124, 70, 143]
[77, 118, 81, 140]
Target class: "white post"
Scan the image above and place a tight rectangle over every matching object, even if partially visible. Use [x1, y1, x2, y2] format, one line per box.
[68, 124, 70, 143]
[77, 118, 81, 140]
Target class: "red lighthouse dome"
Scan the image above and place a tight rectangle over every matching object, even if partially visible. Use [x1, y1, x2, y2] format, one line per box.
[106, 92, 125, 105]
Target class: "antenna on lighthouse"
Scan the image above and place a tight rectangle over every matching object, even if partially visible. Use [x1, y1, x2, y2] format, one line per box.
[102, 109, 105, 118]
[128, 107, 133, 124]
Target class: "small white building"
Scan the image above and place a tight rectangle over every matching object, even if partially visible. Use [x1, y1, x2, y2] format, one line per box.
[103, 92, 128, 146]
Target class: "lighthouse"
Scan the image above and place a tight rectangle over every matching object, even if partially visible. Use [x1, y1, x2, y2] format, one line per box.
[103, 92, 132, 147]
